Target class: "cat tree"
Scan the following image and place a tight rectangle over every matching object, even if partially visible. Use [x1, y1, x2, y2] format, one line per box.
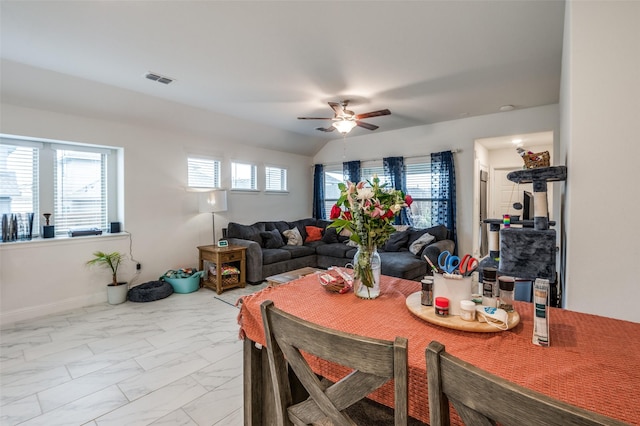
[498, 166, 567, 306]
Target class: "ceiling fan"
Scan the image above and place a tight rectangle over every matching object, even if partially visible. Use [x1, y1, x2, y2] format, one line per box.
[298, 100, 391, 134]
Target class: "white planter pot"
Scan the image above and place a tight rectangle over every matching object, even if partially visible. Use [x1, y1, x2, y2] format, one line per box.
[107, 283, 128, 305]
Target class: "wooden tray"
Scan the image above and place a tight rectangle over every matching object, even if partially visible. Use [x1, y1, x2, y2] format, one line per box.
[406, 292, 520, 333]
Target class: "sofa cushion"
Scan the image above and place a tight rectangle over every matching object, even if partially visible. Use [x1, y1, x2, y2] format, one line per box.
[283, 227, 303, 246]
[409, 232, 435, 255]
[316, 219, 333, 229]
[280, 245, 315, 259]
[346, 247, 358, 258]
[288, 218, 318, 241]
[383, 230, 410, 252]
[261, 229, 284, 249]
[316, 242, 353, 258]
[305, 226, 323, 242]
[304, 240, 325, 250]
[407, 228, 429, 247]
[424, 225, 450, 242]
[262, 248, 291, 265]
[321, 227, 340, 244]
[263, 221, 290, 235]
[379, 251, 427, 280]
[227, 222, 265, 245]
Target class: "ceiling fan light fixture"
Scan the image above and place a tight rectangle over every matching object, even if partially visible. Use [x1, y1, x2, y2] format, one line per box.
[332, 120, 357, 134]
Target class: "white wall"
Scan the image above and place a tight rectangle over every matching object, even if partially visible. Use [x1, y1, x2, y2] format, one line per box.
[560, 1, 640, 322]
[0, 103, 313, 324]
[314, 104, 560, 259]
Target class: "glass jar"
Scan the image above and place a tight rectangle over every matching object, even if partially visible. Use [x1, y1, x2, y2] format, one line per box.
[421, 277, 434, 306]
[460, 300, 476, 321]
[499, 276, 515, 312]
[435, 297, 449, 317]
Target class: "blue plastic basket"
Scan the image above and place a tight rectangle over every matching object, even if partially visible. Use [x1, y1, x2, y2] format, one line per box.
[161, 270, 204, 294]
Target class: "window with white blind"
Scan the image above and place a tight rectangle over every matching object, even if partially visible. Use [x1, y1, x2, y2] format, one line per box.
[322, 164, 343, 217]
[1, 136, 119, 239]
[360, 161, 389, 186]
[265, 166, 287, 192]
[231, 161, 257, 190]
[0, 142, 40, 234]
[320, 157, 435, 226]
[187, 157, 221, 189]
[54, 148, 107, 234]
[405, 157, 433, 228]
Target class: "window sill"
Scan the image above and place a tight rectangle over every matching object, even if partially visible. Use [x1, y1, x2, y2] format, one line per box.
[230, 189, 260, 193]
[0, 232, 130, 250]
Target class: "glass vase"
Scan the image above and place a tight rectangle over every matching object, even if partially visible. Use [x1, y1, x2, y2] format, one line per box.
[353, 244, 381, 299]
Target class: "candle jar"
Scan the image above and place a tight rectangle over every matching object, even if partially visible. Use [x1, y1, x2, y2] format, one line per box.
[460, 300, 476, 321]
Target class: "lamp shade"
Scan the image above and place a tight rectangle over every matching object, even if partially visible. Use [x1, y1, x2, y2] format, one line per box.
[199, 190, 228, 213]
[332, 120, 357, 134]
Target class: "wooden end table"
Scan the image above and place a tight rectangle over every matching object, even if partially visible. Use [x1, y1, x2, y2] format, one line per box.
[197, 245, 246, 294]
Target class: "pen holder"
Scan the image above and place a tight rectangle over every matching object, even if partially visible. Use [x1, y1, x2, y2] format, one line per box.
[433, 274, 473, 316]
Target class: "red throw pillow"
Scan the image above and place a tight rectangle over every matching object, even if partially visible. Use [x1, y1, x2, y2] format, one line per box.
[305, 226, 323, 242]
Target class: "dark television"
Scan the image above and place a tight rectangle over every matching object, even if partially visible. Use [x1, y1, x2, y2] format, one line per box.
[522, 191, 534, 222]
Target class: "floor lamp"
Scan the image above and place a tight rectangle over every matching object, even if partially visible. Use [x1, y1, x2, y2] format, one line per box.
[199, 190, 228, 245]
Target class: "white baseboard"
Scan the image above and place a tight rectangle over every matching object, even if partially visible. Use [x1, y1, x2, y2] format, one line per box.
[0, 292, 107, 327]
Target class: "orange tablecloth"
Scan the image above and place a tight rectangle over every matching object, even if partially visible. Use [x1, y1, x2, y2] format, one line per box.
[238, 274, 640, 425]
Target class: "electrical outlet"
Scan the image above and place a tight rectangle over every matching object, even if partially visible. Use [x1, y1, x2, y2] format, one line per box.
[136, 263, 141, 270]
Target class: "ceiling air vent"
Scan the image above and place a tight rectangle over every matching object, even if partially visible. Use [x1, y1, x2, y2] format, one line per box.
[145, 72, 174, 85]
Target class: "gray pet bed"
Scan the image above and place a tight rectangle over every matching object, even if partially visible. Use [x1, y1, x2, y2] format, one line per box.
[128, 280, 173, 302]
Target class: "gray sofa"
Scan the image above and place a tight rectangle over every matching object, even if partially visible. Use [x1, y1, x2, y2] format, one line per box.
[226, 218, 454, 284]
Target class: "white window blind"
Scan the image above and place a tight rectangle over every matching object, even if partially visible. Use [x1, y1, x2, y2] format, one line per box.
[231, 161, 257, 190]
[405, 159, 433, 228]
[323, 164, 342, 217]
[0, 144, 39, 228]
[188, 157, 221, 188]
[360, 161, 389, 186]
[54, 148, 107, 234]
[265, 166, 287, 191]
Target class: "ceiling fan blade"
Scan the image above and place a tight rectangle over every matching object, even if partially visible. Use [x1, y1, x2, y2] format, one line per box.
[316, 126, 336, 132]
[329, 102, 343, 116]
[355, 109, 391, 120]
[298, 117, 333, 120]
[356, 121, 379, 131]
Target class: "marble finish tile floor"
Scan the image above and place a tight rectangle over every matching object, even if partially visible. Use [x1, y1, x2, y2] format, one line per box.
[0, 283, 268, 426]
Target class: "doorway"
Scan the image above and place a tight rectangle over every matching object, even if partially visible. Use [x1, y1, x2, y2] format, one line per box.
[478, 169, 488, 257]
[472, 131, 553, 258]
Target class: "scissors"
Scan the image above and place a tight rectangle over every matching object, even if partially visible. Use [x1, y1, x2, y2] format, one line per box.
[438, 251, 460, 274]
[458, 254, 479, 276]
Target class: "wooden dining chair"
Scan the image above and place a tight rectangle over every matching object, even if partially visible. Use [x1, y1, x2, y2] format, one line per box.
[260, 300, 409, 426]
[426, 341, 627, 426]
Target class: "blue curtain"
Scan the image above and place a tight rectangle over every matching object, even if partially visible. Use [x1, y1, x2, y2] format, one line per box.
[431, 151, 458, 254]
[383, 156, 410, 225]
[312, 164, 325, 219]
[343, 161, 360, 184]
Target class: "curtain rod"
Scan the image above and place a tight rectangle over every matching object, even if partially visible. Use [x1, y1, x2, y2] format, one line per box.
[316, 149, 461, 168]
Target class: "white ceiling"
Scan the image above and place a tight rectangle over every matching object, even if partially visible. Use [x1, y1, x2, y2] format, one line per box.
[0, 1, 565, 156]
[477, 131, 553, 151]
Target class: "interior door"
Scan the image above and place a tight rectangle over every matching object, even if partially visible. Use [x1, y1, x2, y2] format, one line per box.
[491, 168, 533, 220]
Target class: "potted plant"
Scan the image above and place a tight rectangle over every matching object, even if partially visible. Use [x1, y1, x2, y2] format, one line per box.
[86, 251, 128, 305]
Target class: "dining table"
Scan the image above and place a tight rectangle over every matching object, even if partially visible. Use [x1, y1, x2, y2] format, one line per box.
[238, 272, 640, 425]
